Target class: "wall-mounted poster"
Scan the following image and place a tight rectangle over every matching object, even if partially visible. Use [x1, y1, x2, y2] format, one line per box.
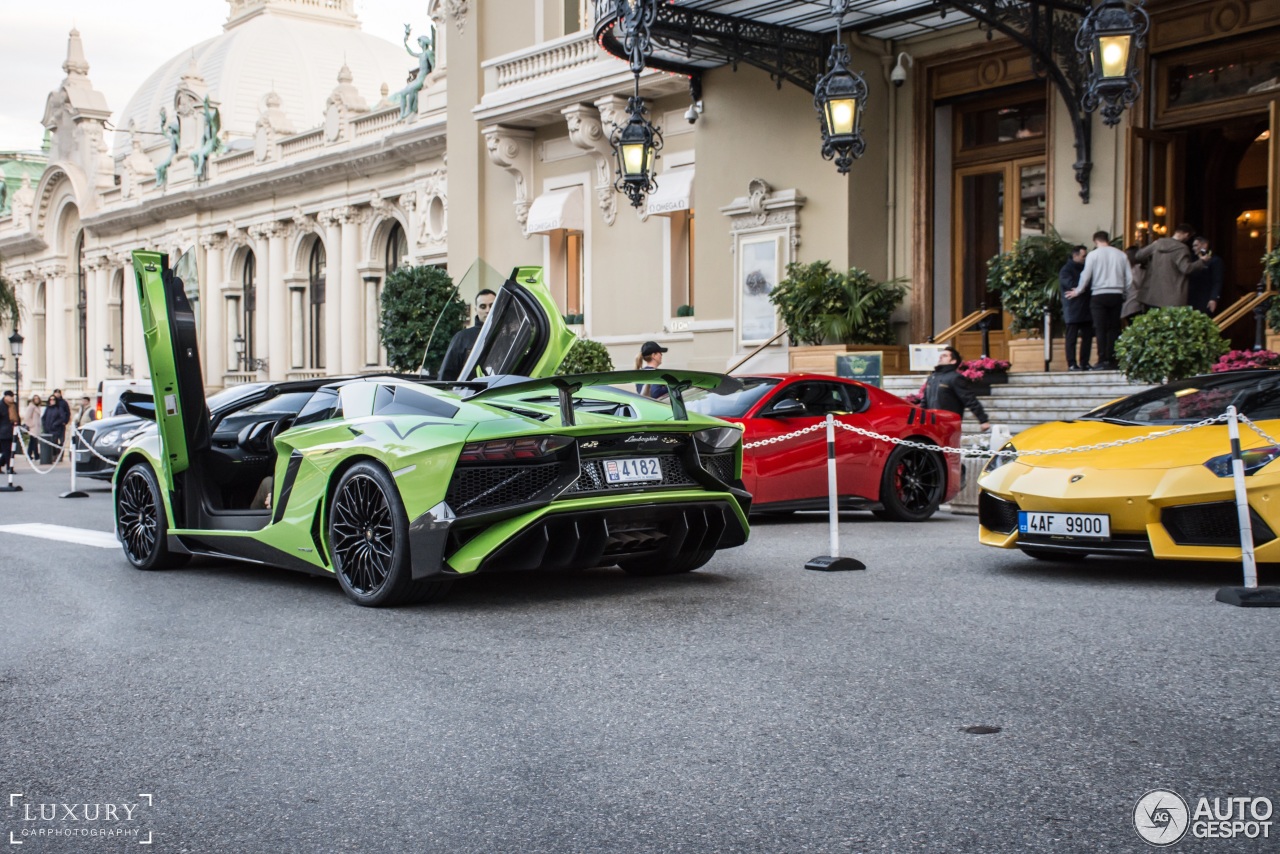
[836, 351, 883, 388]
[739, 234, 781, 346]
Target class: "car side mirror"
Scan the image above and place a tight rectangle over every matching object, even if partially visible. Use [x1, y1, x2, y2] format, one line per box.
[119, 389, 156, 421]
[766, 399, 807, 418]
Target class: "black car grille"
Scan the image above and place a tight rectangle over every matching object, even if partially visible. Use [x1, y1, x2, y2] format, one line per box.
[445, 462, 562, 515]
[567, 454, 697, 494]
[701, 452, 736, 484]
[1162, 501, 1276, 547]
[979, 492, 1020, 534]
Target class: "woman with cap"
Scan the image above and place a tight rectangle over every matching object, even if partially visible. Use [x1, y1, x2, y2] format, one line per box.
[635, 341, 668, 399]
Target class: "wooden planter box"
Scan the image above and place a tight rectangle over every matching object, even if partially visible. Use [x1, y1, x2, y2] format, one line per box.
[1006, 337, 1067, 372]
[1266, 333, 1280, 353]
[788, 344, 910, 377]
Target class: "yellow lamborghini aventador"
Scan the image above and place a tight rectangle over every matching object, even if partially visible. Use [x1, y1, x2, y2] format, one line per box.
[978, 368, 1280, 562]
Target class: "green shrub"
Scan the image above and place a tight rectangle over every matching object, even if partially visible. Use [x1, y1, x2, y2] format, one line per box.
[556, 338, 614, 374]
[676, 304, 695, 317]
[1115, 306, 1229, 384]
[1262, 245, 1280, 332]
[985, 230, 1073, 335]
[769, 261, 907, 346]
[379, 265, 467, 373]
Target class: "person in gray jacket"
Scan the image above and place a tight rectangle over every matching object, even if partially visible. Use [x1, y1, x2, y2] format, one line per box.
[1134, 223, 1206, 309]
[1067, 232, 1132, 371]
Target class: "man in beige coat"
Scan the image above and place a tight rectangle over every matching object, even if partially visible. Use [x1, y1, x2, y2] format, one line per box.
[1134, 223, 1206, 308]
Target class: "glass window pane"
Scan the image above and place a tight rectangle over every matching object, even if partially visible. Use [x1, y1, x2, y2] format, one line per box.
[959, 171, 1005, 317]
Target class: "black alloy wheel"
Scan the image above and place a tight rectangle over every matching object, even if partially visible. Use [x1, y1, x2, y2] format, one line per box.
[328, 461, 449, 607]
[116, 464, 187, 570]
[874, 444, 946, 522]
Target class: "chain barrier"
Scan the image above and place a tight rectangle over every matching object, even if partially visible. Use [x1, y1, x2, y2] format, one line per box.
[741, 412, 1234, 460]
[72, 425, 124, 466]
[1238, 413, 1280, 448]
[13, 429, 64, 475]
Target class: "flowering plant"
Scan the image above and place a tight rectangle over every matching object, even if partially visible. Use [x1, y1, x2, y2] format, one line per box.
[958, 357, 1011, 381]
[1211, 349, 1280, 373]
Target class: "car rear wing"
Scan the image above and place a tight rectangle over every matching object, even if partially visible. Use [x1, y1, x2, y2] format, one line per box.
[467, 370, 743, 426]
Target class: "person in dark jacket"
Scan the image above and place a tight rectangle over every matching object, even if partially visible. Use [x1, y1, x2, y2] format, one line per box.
[921, 347, 989, 431]
[1059, 244, 1091, 371]
[438, 288, 496, 381]
[0, 389, 15, 474]
[1134, 223, 1206, 308]
[40, 388, 71, 464]
[1188, 236, 1224, 315]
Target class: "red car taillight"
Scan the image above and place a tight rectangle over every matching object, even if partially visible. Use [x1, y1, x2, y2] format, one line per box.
[458, 436, 573, 463]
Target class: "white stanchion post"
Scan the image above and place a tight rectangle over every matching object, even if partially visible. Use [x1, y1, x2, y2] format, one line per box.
[60, 429, 88, 499]
[1216, 405, 1280, 607]
[0, 430, 21, 493]
[805, 413, 865, 572]
[1228, 406, 1257, 589]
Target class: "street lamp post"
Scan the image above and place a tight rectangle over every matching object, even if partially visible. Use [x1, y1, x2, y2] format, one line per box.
[2, 330, 24, 492]
[103, 344, 133, 377]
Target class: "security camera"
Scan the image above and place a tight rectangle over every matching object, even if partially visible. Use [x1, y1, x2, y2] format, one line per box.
[891, 52, 913, 88]
[684, 100, 704, 125]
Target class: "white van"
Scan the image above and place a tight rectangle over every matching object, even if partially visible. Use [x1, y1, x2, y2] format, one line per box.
[96, 378, 148, 419]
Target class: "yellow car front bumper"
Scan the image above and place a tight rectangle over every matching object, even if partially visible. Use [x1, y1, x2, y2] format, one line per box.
[978, 460, 1280, 562]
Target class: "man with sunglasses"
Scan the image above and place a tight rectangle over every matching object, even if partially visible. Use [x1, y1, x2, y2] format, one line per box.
[440, 288, 496, 381]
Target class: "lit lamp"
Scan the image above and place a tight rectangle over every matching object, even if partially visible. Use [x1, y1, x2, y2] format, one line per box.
[814, 0, 868, 174]
[612, 95, 662, 209]
[1152, 204, 1166, 218]
[1077, 0, 1149, 127]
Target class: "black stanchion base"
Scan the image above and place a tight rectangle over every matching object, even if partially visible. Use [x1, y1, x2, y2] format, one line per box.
[59, 490, 89, 499]
[0, 484, 23, 492]
[804, 555, 866, 572]
[1215, 587, 1280, 608]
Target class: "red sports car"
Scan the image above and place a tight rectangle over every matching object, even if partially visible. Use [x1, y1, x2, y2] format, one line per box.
[684, 373, 962, 520]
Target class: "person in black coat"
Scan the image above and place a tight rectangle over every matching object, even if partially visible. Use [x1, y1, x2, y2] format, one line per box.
[919, 347, 990, 431]
[438, 288, 496, 381]
[0, 389, 15, 473]
[1059, 244, 1092, 371]
[1188, 236, 1224, 315]
[40, 389, 71, 464]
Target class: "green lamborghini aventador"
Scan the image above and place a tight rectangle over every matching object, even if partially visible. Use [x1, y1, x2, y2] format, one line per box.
[113, 250, 751, 606]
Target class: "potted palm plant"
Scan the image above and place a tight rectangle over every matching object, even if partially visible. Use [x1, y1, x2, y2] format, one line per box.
[984, 231, 1072, 371]
[769, 261, 909, 375]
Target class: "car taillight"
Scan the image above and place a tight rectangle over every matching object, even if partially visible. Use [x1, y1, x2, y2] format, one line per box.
[459, 436, 572, 463]
[96, 394, 103, 421]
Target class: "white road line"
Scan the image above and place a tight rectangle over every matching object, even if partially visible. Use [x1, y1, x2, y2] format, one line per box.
[0, 523, 119, 550]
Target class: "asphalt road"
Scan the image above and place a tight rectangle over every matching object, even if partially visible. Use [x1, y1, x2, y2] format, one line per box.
[1, 464, 1277, 853]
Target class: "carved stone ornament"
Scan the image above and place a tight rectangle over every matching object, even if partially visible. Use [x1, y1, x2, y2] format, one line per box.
[720, 179, 805, 234]
[368, 190, 394, 218]
[482, 125, 535, 234]
[564, 103, 617, 227]
[291, 207, 316, 233]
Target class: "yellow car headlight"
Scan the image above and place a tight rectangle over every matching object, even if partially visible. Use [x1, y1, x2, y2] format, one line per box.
[1204, 445, 1280, 478]
[983, 441, 1016, 475]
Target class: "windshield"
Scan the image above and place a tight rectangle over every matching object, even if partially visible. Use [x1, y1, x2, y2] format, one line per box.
[207, 384, 269, 414]
[685, 377, 780, 418]
[1086, 371, 1280, 424]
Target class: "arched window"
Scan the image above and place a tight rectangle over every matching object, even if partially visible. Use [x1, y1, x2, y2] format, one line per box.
[386, 222, 408, 273]
[34, 282, 47, 380]
[75, 231, 87, 377]
[309, 240, 326, 369]
[242, 251, 256, 367]
[109, 270, 124, 371]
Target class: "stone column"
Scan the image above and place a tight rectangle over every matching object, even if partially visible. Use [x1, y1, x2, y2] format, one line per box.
[247, 225, 272, 378]
[319, 209, 345, 374]
[339, 210, 362, 374]
[364, 277, 381, 367]
[89, 256, 111, 389]
[201, 235, 227, 388]
[267, 224, 289, 381]
[46, 264, 68, 390]
[118, 256, 143, 380]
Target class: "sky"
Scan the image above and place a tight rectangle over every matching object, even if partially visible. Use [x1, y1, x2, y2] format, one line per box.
[0, 0, 427, 152]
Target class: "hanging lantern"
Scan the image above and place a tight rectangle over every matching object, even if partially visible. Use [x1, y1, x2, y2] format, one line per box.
[1077, 0, 1149, 127]
[612, 95, 663, 209]
[814, 2, 867, 174]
